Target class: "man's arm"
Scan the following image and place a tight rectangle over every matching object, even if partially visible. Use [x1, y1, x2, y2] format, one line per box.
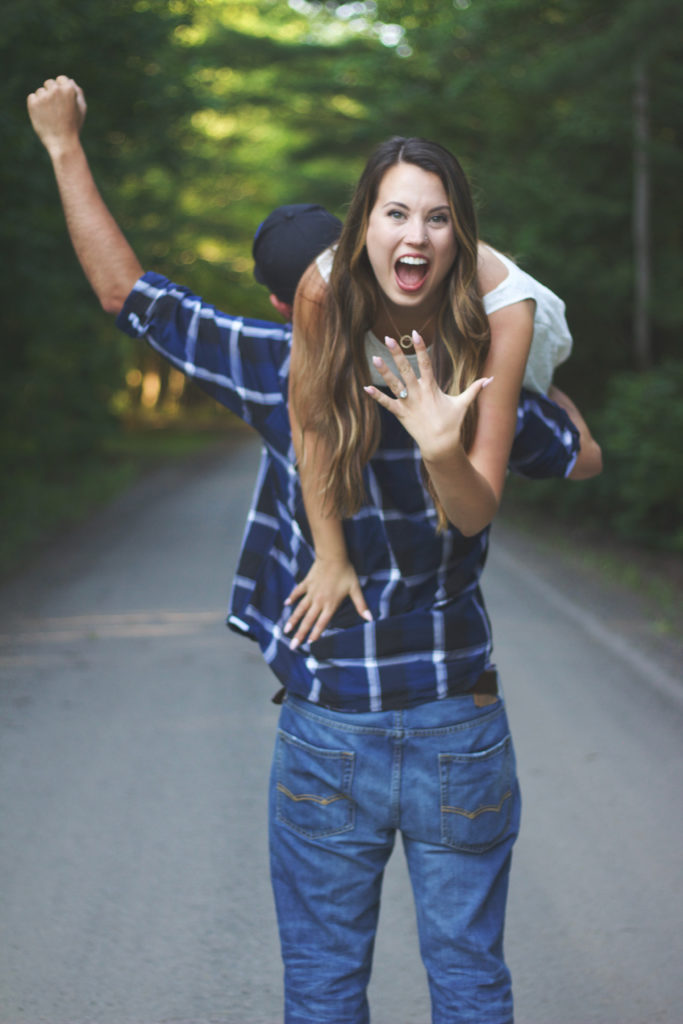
[27, 76, 142, 314]
[509, 387, 602, 481]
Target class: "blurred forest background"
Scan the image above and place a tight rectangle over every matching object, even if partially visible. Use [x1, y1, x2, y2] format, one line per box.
[3, 0, 682, 567]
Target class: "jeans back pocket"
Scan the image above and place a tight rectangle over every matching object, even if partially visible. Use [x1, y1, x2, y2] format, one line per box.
[439, 734, 516, 853]
[275, 729, 355, 838]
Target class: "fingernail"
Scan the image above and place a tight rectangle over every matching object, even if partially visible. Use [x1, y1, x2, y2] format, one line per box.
[363, 386, 375, 394]
[412, 330, 422, 345]
[289, 637, 300, 651]
[372, 356, 383, 367]
[362, 610, 373, 621]
[481, 376, 495, 389]
[385, 336, 398, 349]
[283, 621, 292, 634]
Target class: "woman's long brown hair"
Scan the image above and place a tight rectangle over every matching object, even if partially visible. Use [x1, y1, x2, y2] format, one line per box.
[290, 137, 490, 529]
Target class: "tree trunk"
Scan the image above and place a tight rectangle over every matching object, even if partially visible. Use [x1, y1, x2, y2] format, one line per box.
[633, 57, 652, 370]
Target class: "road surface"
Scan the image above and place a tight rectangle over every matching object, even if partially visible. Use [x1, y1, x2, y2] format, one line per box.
[1, 434, 681, 1024]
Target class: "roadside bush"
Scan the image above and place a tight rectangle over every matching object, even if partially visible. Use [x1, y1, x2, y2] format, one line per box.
[505, 361, 683, 552]
[592, 361, 683, 549]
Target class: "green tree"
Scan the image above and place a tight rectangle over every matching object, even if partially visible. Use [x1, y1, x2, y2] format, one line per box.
[363, 0, 683, 399]
[2, 0, 198, 466]
[5, 0, 682, 552]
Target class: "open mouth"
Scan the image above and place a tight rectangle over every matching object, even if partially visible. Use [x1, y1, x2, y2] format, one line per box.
[395, 255, 430, 291]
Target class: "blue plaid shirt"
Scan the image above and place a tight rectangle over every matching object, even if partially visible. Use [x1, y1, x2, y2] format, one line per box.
[118, 272, 579, 712]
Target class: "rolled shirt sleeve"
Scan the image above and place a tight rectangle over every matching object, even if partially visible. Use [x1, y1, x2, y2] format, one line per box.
[116, 272, 292, 442]
[509, 389, 580, 479]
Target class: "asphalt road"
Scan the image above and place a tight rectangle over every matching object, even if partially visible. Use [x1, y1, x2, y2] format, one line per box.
[1, 434, 681, 1024]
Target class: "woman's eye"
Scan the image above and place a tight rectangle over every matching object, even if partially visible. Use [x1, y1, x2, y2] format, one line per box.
[429, 214, 449, 224]
[388, 209, 405, 220]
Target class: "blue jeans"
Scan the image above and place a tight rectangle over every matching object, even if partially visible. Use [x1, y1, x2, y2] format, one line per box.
[269, 689, 521, 1024]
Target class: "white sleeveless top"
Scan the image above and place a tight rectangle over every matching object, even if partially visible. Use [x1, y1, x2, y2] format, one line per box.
[480, 247, 572, 394]
[316, 245, 572, 394]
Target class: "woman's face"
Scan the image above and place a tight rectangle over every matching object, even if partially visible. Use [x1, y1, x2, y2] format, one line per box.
[365, 161, 457, 313]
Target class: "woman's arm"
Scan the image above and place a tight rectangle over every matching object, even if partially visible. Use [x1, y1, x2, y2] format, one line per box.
[365, 298, 534, 536]
[286, 269, 371, 648]
[460, 299, 536, 521]
[478, 244, 602, 481]
[285, 399, 372, 649]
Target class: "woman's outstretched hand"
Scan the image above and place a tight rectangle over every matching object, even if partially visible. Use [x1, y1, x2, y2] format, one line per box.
[363, 331, 493, 463]
[284, 557, 372, 650]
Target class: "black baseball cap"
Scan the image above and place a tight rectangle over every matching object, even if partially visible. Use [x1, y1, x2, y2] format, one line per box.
[252, 203, 342, 305]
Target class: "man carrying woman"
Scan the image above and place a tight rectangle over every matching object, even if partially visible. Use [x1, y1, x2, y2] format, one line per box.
[28, 75, 600, 1024]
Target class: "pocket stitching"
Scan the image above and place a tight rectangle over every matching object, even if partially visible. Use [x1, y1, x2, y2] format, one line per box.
[442, 788, 513, 821]
[439, 735, 515, 853]
[276, 783, 350, 807]
[276, 729, 355, 838]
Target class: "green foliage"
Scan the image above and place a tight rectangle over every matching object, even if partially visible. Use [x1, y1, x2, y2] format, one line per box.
[506, 362, 683, 551]
[592, 362, 683, 548]
[2, 0, 204, 467]
[368, 0, 682, 401]
[3, 0, 682, 556]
